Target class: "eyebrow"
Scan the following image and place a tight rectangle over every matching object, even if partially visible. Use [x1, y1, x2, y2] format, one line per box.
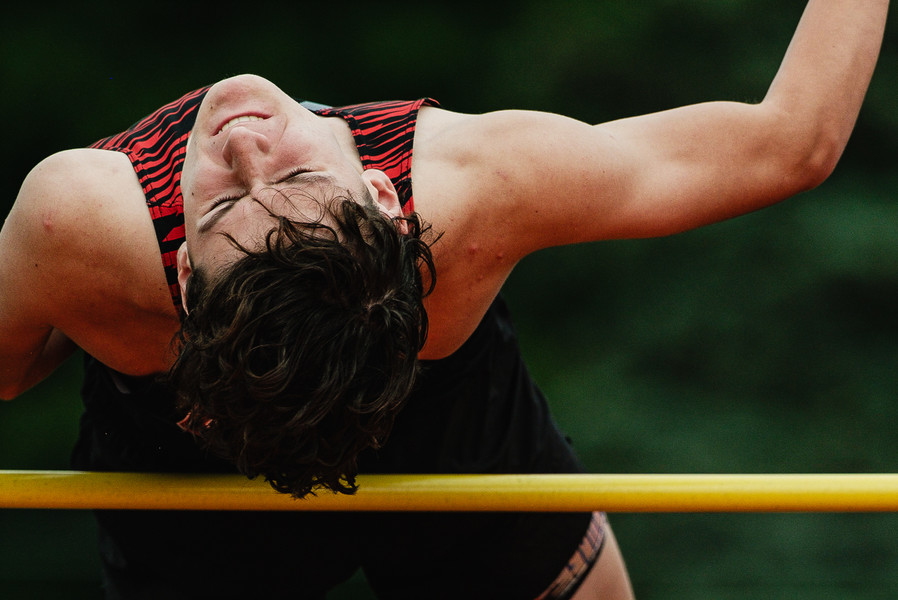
[196, 171, 340, 235]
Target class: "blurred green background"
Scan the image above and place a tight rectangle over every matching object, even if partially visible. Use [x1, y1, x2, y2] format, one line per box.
[2, 1, 898, 598]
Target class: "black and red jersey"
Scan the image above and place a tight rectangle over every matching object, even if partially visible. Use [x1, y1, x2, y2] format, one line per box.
[316, 99, 437, 213]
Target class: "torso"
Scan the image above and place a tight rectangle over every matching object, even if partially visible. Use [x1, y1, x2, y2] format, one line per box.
[56, 87, 535, 373]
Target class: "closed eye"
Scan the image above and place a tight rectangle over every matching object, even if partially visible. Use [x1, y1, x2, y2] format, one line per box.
[209, 194, 241, 211]
[198, 193, 243, 234]
[276, 168, 338, 190]
[196, 168, 336, 235]
[206, 166, 307, 211]
[279, 167, 311, 182]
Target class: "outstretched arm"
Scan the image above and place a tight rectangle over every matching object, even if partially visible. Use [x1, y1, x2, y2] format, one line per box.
[423, 0, 888, 250]
[415, 0, 889, 358]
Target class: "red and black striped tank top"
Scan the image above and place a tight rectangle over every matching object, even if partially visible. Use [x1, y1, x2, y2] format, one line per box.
[89, 87, 438, 313]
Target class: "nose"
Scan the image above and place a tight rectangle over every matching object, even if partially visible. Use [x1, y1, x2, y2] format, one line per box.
[221, 125, 272, 176]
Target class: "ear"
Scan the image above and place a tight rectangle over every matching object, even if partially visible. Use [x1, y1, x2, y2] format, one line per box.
[361, 169, 409, 235]
[176, 242, 192, 314]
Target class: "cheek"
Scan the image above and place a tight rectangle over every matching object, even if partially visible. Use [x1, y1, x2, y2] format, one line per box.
[179, 161, 214, 226]
[179, 187, 200, 233]
[179, 160, 196, 212]
[180, 135, 214, 205]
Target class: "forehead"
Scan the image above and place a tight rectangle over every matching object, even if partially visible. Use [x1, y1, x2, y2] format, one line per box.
[196, 184, 322, 246]
[189, 187, 377, 277]
[193, 175, 373, 243]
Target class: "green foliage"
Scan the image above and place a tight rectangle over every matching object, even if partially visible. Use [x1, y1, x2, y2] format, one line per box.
[2, 1, 898, 597]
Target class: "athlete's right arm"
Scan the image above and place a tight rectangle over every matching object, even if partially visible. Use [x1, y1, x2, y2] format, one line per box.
[0, 149, 179, 399]
[0, 153, 82, 398]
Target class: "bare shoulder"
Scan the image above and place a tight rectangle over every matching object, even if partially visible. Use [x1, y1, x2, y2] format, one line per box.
[14, 149, 147, 249]
[2, 148, 178, 374]
[415, 104, 587, 141]
[412, 108, 597, 358]
[9, 149, 163, 302]
[411, 107, 632, 358]
[412, 107, 599, 225]
[414, 106, 590, 168]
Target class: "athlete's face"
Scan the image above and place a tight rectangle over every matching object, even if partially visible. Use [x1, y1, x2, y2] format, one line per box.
[179, 75, 401, 304]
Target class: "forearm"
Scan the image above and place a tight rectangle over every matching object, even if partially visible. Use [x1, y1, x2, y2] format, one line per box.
[763, 0, 888, 181]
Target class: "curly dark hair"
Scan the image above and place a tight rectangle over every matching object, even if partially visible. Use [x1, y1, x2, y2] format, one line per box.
[169, 191, 436, 498]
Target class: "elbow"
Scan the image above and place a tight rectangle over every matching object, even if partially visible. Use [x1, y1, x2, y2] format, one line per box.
[793, 132, 844, 192]
[769, 110, 848, 194]
[767, 136, 843, 199]
[0, 385, 23, 401]
[0, 372, 36, 400]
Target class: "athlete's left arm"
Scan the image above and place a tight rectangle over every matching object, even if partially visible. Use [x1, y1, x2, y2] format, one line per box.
[470, 0, 888, 256]
[413, 0, 887, 359]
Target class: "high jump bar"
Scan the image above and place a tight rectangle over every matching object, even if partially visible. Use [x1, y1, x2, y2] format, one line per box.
[5, 471, 898, 512]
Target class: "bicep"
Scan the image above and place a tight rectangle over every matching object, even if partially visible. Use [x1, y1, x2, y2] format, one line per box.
[586, 102, 804, 238]
[471, 102, 814, 253]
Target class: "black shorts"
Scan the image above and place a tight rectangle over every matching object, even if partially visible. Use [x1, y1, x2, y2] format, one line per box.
[73, 297, 596, 599]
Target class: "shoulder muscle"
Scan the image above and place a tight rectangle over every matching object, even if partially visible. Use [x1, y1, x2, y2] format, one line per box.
[1, 149, 176, 380]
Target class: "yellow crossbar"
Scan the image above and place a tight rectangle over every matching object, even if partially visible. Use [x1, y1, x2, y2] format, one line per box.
[4, 471, 898, 512]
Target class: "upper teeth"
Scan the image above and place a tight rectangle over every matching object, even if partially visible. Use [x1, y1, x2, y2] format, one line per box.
[219, 115, 263, 134]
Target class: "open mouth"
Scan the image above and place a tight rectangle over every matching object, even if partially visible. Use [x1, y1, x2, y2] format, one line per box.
[217, 114, 265, 135]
